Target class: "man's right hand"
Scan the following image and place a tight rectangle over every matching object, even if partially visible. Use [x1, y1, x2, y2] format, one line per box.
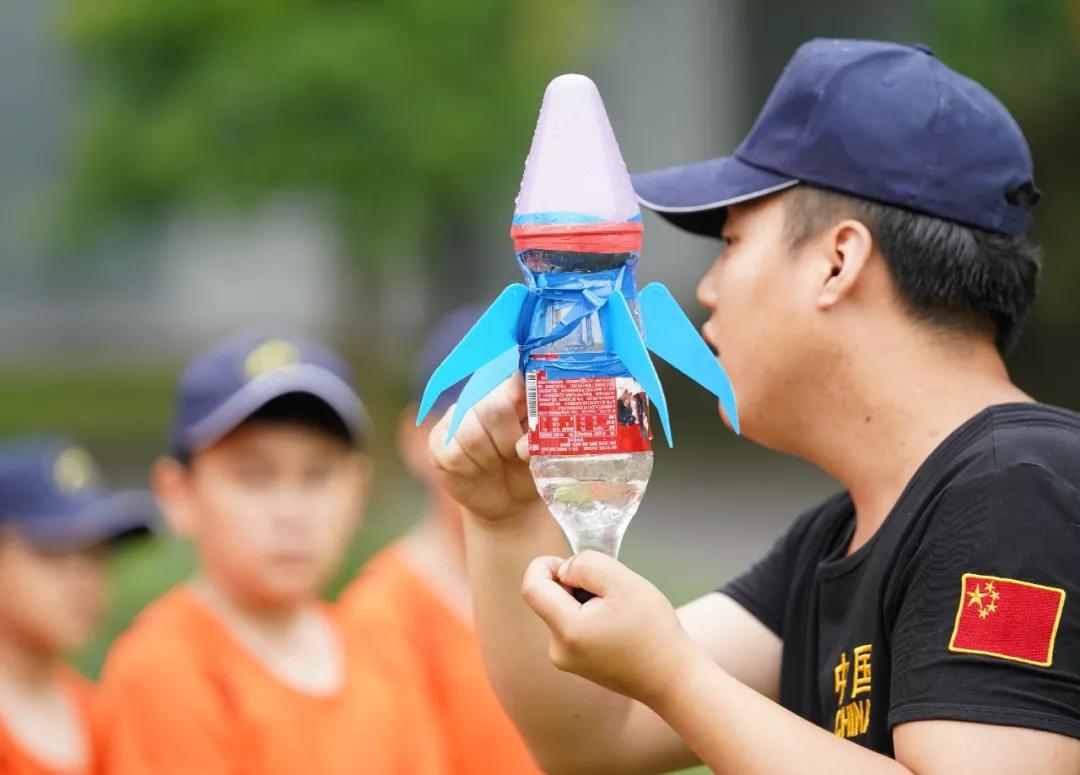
[428, 374, 543, 523]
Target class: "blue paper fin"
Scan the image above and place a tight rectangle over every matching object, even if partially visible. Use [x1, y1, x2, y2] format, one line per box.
[445, 344, 521, 442]
[601, 290, 673, 447]
[417, 284, 528, 425]
[639, 283, 740, 434]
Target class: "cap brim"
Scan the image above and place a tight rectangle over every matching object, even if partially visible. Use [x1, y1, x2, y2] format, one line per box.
[632, 155, 798, 238]
[19, 490, 159, 551]
[179, 365, 370, 454]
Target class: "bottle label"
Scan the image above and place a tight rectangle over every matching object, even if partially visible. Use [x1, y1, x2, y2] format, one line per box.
[526, 369, 653, 456]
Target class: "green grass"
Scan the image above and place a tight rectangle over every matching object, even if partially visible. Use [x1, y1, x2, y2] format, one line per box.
[0, 369, 175, 441]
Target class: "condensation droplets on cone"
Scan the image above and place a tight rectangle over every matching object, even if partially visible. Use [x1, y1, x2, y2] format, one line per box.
[515, 74, 641, 225]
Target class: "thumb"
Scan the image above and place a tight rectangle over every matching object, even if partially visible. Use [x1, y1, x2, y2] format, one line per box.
[515, 432, 530, 462]
[556, 550, 623, 598]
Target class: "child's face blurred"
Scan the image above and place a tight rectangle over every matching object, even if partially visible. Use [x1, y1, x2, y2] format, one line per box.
[0, 536, 109, 654]
[157, 423, 368, 609]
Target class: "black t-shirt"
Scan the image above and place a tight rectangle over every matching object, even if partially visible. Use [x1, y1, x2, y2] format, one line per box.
[721, 403, 1080, 756]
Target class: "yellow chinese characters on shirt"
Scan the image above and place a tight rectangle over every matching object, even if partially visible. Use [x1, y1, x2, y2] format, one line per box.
[833, 643, 872, 738]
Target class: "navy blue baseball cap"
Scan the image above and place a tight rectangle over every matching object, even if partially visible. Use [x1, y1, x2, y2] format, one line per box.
[633, 39, 1038, 238]
[411, 305, 485, 418]
[0, 437, 156, 550]
[170, 330, 370, 456]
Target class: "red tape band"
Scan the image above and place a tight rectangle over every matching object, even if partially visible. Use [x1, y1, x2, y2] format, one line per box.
[511, 222, 643, 253]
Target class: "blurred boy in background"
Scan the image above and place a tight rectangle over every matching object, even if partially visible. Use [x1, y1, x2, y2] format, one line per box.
[97, 331, 448, 774]
[338, 308, 541, 774]
[0, 437, 153, 775]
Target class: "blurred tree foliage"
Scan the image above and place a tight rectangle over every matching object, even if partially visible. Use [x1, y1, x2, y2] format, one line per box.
[922, 0, 1080, 400]
[62, 0, 594, 257]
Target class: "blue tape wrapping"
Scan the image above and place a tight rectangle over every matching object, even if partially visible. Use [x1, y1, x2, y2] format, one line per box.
[518, 255, 639, 379]
[511, 211, 644, 226]
[422, 253, 738, 444]
[525, 354, 631, 380]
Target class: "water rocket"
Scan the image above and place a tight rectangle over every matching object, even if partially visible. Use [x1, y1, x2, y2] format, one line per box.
[417, 74, 739, 443]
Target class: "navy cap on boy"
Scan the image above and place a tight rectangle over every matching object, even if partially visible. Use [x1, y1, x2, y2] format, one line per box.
[634, 39, 1039, 238]
[0, 437, 155, 549]
[170, 330, 370, 456]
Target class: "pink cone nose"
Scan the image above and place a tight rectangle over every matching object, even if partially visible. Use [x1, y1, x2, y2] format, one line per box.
[514, 74, 641, 225]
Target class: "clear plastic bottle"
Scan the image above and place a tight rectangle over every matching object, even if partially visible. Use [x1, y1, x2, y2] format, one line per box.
[531, 453, 652, 558]
[521, 248, 653, 559]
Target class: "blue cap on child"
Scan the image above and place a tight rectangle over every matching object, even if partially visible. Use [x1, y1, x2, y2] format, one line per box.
[170, 330, 370, 456]
[0, 437, 155, 549]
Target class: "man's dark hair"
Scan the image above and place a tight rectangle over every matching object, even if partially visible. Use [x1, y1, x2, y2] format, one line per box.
[174, 392, 356, 466]
[782, 185, 1041, 353]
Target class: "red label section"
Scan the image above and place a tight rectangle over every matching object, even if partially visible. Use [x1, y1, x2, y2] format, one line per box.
[527, 370, 652, 456]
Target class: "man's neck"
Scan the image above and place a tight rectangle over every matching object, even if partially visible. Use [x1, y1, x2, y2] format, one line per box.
[795, 330, 1030, 552]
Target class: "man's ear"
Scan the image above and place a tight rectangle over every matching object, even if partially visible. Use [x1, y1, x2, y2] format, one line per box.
[151, 457, 195, 538]
[817, 218, 874, 310]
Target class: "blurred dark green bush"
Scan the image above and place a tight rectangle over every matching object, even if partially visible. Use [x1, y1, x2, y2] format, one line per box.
[62, 0, 596, 256]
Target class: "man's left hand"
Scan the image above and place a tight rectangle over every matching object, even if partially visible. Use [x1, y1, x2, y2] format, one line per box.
[520, 550, 701, 706]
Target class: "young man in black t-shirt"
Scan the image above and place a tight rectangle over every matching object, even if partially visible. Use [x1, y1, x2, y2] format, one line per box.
[429, 39, 1080, 772]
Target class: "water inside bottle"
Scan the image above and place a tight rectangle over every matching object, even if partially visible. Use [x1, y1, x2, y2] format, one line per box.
[531, 451, 652, 557]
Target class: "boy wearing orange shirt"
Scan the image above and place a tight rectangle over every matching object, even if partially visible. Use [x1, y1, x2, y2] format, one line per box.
[0, 437, 153, 775]
[97, 331, 448, 774]
[338, 309, 540, 775]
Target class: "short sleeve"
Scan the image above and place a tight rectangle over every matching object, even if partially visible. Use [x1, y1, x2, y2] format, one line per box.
[719, 500, 836, 638]
[889, 464, 1080, 740]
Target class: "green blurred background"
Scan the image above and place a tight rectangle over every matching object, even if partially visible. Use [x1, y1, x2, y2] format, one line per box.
[1, 2, 1078, 772]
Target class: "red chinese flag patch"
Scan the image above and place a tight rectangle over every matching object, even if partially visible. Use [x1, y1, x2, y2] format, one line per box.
[949, 573, 1066, 667]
